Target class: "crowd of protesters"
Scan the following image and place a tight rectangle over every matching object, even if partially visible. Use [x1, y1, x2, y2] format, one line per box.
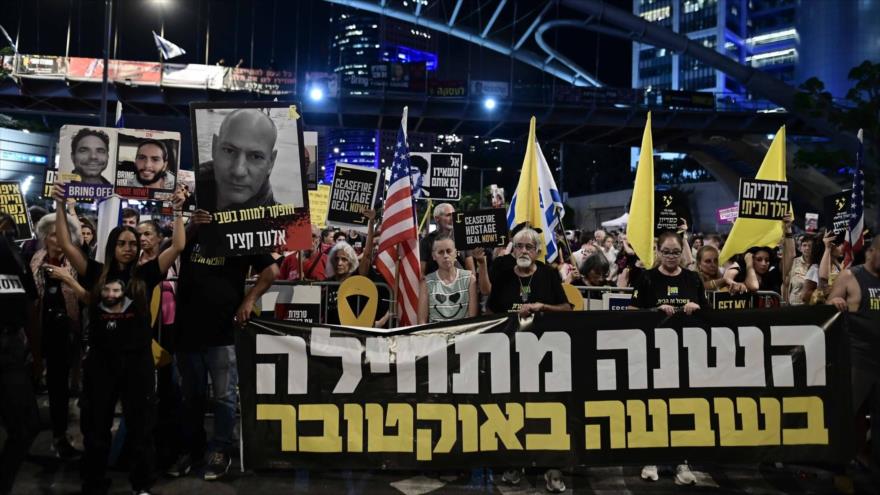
[0, 188, 878, 495]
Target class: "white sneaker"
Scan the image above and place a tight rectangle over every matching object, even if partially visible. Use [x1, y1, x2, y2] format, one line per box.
[640, 465, 659, 481]
[674, 464, 697, 485]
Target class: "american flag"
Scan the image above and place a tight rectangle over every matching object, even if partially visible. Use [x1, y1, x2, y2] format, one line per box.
[843, 129, 865, 267]
[376, 107, 421, 326]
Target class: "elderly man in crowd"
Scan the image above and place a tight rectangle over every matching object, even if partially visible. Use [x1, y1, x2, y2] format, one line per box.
[419, 202, 475, 276]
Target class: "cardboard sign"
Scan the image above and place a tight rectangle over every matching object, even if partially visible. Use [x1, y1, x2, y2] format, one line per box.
[0, 181, 33, 241]
[327, 163, 380, 233]
[804, 212, 819, 233]
[738, 178, 789, 220]
[42, 169, 58, 199]
[410, 153, 463, 201]
[113, 129, 181, 201]
[308, 184, 331, 228]
[716, 205, 738, 224]
[452, 208, 508, 251]
[823, 190, 851, 234]
[602, 292, 632, 311]
[654, 190, 690, 231]
[58, 125, 118, 201]
[709, 291, 753, 310]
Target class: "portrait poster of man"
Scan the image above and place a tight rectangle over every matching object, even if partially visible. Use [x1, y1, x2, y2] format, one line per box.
[58, 125, 118, 201]
[191, 101, 310, 256]
[114, 129, 181, 201]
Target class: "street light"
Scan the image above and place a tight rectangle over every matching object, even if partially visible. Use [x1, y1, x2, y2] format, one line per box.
[309, 87, 324, 102]
[483, 97, 497, 110]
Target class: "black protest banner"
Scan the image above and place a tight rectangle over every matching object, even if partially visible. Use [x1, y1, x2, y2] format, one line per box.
[654, 190, 691, 232]
[42, 169, 58, 199]
[823, 191, 851, 234]
[452, 208, 508, 251]
[709, 291, 753, 310]
[327, 163, 380, 232]
[0, 181, 33, 240]
[738, 178, 790, 220]
[411, 153, 463, 201]
[237, 306, 852, 470]
[191, 101, 311, 256]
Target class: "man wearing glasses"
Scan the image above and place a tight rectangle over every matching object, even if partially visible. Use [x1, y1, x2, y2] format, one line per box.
[486, 227, 570, 317]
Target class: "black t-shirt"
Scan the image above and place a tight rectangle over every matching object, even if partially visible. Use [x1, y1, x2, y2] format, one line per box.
[0, 237, 38, 328]
[420, 231, 468, 275]
[82, 257, 164, 350]
[175, 241, 275, 350]
[631, 268, 708, 310]
[849, 265, 880, 371]
[487, 260, 567, 313]
[730, 259, 783, 294]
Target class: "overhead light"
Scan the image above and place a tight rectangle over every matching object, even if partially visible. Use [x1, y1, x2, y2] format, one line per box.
[496, 166, 502, 172]
[463, 165, 469, 170]
[309, 87, 324, 101]
[483, 98, 497, 110]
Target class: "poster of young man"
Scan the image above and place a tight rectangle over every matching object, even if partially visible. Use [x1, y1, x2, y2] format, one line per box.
[410, 152, 463, 201]
[191, 101, 311, 256]
[57, 125, 118, 201]
[327, 163, 380, 233]
[114, 129, 181, 201]
[0, 181, 33, 240]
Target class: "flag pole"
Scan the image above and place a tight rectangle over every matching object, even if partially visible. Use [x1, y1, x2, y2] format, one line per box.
[392, 245, 402, 327]
[419, 199, 433, 233]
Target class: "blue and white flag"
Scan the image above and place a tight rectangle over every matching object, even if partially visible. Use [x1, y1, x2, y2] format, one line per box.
[114, 101, 124, 128]
[152, 31, 186, 60]
[506, 117, 565, 262]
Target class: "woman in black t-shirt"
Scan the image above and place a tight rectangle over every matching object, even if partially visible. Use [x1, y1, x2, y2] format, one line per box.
[630, 231, 707, 316]
[53, 184, 186, 495]
[723, 246, 783, 295]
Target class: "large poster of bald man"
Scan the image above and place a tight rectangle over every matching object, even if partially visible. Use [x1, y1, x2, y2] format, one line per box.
[191, 102, 311, 256]
[58, 125, 118, 201]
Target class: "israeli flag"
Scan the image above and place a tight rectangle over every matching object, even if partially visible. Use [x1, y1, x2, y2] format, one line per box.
[114, 101, 124, 128]
[152, 31, 186, 60]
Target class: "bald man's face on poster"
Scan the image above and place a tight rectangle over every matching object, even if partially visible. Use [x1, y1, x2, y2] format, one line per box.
[192, 103, 310, 256]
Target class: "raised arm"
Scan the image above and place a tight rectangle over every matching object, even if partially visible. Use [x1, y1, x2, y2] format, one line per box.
[358, 209, 376, 277]
[52, 184, 88, 276]
[678, 220, 694, 268]
[781, 214, 795, 300]
[818, 230, 835, 288]
[157, 188, 187, 273]
[471, 247, 492, 295]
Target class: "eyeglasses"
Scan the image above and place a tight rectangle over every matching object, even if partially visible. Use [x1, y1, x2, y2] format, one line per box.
[659, 249, 682, 257]
[513, 243, 536, 252]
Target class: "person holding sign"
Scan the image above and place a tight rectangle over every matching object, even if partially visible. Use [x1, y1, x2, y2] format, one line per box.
[418, 234, 478, 324]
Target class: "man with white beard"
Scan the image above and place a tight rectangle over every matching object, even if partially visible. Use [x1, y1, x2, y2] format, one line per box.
[486, 226, 571, 317]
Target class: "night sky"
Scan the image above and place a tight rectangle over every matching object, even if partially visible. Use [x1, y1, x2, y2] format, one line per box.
[2, 0, 633, 87]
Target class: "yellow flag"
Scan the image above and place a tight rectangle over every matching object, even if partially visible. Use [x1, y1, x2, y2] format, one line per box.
[719, 126, 787, 263]
[511, 116, 547, 260]
[626, 112, 655, 268]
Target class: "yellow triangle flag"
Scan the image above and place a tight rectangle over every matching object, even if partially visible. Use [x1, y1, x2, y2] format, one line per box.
[626, 112, 655, 268]
[719, 126, 788, 263]
[511, 116, 548, 260]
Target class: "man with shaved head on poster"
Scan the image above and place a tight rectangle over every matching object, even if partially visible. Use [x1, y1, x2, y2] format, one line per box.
[197, 108, 279, 210]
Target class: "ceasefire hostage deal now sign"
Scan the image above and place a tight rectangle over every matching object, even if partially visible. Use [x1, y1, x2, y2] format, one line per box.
[327, 163, 380, 233]
[452, 209, 508, 251]
[236, 306, 854, 470]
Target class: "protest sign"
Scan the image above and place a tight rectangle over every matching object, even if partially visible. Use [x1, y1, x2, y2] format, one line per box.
[113, 129, 181, 201]
[0, 181, 33, 240]
[58, 125, 118, 201]
[654, 189, 690, 231]
[237, 306, 852, 469]
[805, 212, 819, 233]
[738, 178, 789, 220]
[191, 101, 311, 256]
[452, 208, 508, 251]
[823, 191, 851, 234]
[716, 204, 738, 224]
[273, 285, 322, 324]
[304, 131, 319, 190]
[308, 185, 331, 228]
[42, 169, 58, 199]
[176, 169, 197, 215]
[601, 292, 632, 311]
[327, 163, 380, 233]
[709, 291, 753, 310]
[410, 153, 463, 201]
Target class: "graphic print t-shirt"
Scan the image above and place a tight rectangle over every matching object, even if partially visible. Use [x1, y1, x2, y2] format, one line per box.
[631, 268, 708, 310]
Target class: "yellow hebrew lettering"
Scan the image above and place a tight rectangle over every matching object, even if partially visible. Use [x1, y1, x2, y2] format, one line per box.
[415, 404, 457, 461]
[584, 401, 626, 450]
[715, 397, 781, 446]
[479, 403, 524, 451]
[256, 404, 297, 452]
[298, 404, 343, 452]
[366, 403, 414, 452]
[782, 396, 829, 445]
[669, 398, 715, 447]
[627, 399, 669, 448]
[458, 404, 479, 453]
[525, 402, 570, 450]
[343, 404, 364, 453]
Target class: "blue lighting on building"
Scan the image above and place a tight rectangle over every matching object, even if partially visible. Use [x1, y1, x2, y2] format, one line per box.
[380, 44, 438, 71]
[324, 129, 380, 183]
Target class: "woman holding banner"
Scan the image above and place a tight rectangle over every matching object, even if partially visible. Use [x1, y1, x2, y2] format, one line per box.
[52, 182, 186, 495]
[418, 234, 478, 324]
[629, 231, 705, 485]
